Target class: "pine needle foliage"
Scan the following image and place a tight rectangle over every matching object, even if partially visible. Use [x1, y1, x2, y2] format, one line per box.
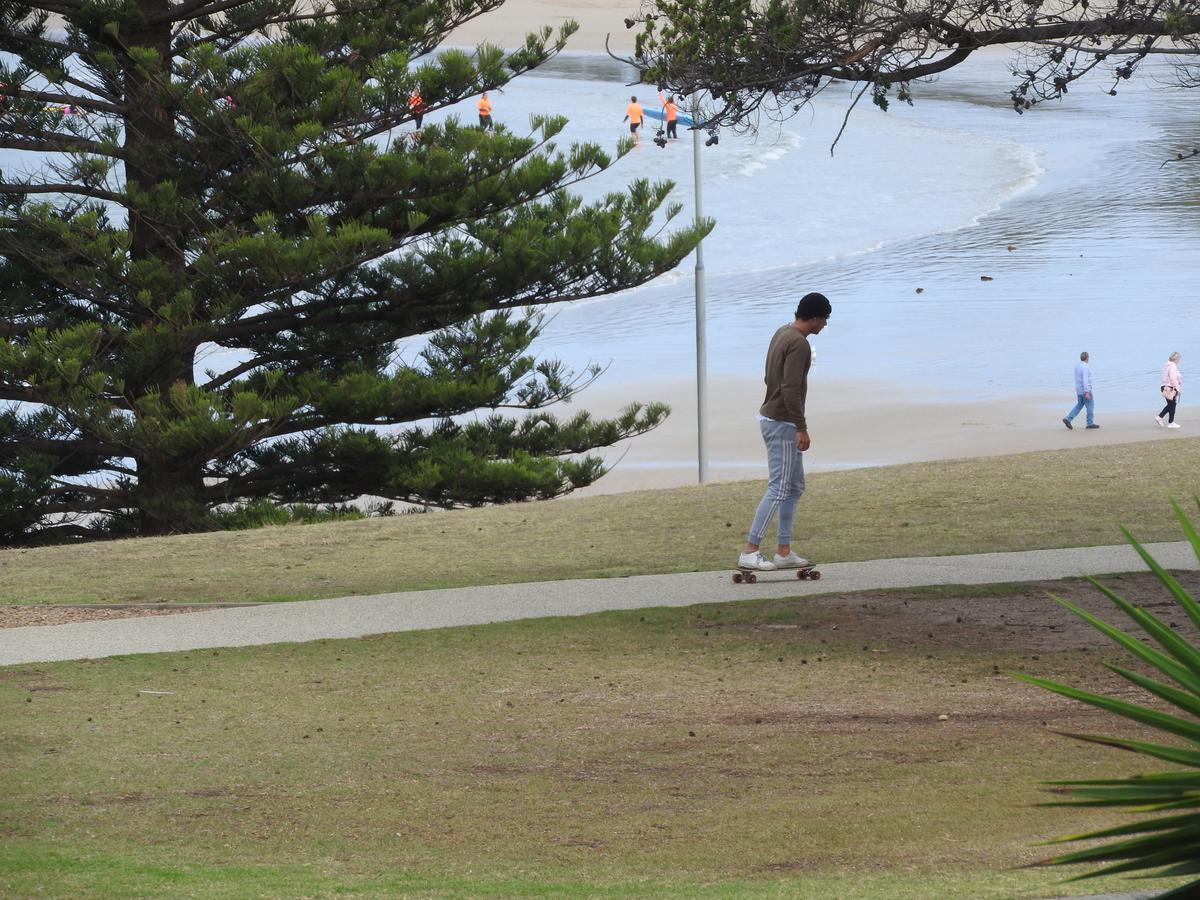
[0, 0, 708, 541]
[1015, 500, 1200, 897]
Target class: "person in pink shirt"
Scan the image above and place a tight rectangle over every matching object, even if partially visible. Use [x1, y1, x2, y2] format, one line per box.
[1157, 351, 1183, 428]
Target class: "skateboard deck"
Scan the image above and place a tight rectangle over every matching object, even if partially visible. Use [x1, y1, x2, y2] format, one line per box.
[732, 564, 821, 584]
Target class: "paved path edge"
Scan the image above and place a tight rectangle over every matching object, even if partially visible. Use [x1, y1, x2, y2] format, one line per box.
[2, 541, 1196, 666]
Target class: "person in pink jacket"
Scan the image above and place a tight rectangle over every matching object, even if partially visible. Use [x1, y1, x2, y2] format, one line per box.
[1157, 351, 1183, 428]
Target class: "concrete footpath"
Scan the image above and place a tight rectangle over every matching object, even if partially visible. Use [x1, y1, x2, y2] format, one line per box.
[2, 541, 1196, 666]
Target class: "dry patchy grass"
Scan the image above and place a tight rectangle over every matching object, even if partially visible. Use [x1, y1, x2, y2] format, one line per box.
[1, 436, 1198, 605]
[1, 572, 1195, 897]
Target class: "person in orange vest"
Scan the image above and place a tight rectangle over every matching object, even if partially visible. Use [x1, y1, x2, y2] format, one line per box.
[408, 89, 427, 129]
[477, 91, 493, 130]
[622, 95, 644, 140]
[658, 91, 678, 139]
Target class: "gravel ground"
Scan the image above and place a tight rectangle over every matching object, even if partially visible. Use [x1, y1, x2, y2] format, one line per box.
[0, 605, 198, 629]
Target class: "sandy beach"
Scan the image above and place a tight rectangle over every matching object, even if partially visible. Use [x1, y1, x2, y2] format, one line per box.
[450, 2, 1196, 496]
[450, 0, 638, 54]
[571, 375, 1194, 495]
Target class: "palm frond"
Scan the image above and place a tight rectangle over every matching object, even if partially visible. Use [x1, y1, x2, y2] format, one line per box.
[1021, 502, 1200, 896]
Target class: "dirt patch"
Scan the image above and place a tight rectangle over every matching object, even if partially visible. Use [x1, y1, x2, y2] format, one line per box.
[702, 571, 1200, 653]
[6, 574, 1196, 897]
[0, 605, 199, 629]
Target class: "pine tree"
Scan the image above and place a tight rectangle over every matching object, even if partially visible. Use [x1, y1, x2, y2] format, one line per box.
[0, 1, 706, 541]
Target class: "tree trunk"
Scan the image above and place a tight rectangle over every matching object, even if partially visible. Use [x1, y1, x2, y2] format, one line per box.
[126, 2, 204, 536]
[124, 4, 177, 273]
[136, 457, 208, 535]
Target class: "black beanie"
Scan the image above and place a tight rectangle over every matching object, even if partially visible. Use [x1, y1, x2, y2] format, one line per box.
[795, 292, 832, 320]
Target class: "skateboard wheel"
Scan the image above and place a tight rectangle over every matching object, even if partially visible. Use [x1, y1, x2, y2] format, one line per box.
[732, 572, 744, 584]
[746, 573, 757, 584]
[811, 570, 821, 579]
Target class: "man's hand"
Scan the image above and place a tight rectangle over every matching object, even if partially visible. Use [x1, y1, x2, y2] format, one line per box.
[796, 430, 810, 452]
[1085, 392, 1092, 401]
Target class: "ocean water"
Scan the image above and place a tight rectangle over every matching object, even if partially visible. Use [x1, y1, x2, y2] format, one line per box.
[480, 53, 1200, 412]
[6, 50, 1197, 415]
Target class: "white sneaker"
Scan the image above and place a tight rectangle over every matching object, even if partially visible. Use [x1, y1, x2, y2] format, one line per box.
[772, 551, 811, 569]
[738, 551, 777, 571]
[1156, 415, 1166, 427]
[1168, 422, 1182, 429]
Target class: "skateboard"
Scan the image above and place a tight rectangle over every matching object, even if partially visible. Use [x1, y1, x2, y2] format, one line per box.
[732, 564, 821, 584]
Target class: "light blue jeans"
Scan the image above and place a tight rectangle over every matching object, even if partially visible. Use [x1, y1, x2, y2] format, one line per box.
[747, 417, 806, 546]
[1066, 393, 1094, 426]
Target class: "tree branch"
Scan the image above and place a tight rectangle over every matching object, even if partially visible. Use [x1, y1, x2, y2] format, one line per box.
[156, 0, 263, 25]
[0, 386, 43, 403]
[38, 499, 128, 516]
[0, 27, 89, 60]
[1161, 148, 1200, 168]
[0, 132, 121, 157]
[199, 352, 296, 391]
[8, 0, 86, 13]
[0, 87, 124, 116]
[0, 183, 126, 203]
[3, 436, 123, 457]
[631, 4, 1200, 128]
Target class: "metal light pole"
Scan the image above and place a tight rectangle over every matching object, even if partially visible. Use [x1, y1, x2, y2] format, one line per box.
[692, 109, 709, 484]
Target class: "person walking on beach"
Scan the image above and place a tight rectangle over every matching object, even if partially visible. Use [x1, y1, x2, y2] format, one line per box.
[1157, 351, 1183, 428]
[658, 91, 678, 139]
[1063, 351, 1098, 430]
[738, 292, 833, 572]
[623, 95, 644, 140]
[477, 91, 493, 130]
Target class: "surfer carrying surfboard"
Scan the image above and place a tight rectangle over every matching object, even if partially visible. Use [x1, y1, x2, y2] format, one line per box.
[658, 92, 678, 139]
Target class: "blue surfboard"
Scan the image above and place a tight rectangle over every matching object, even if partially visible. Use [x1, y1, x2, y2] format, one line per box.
[642, 107, 699, 128]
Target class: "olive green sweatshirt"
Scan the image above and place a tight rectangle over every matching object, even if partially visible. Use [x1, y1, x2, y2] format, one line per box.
[758, 324, 812, 430]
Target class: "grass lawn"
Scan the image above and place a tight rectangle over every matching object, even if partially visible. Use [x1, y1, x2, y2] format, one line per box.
[2, 572, 1195, 898]
[2, 437, 1199, 606]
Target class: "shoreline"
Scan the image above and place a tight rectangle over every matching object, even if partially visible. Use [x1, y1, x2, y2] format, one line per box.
[448, 4, 1026, 58]
[569, 375, 1192, 495]
[443, 7, 1193, 497]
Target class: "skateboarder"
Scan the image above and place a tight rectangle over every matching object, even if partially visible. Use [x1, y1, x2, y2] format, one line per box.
[738, 292, 832, 572]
